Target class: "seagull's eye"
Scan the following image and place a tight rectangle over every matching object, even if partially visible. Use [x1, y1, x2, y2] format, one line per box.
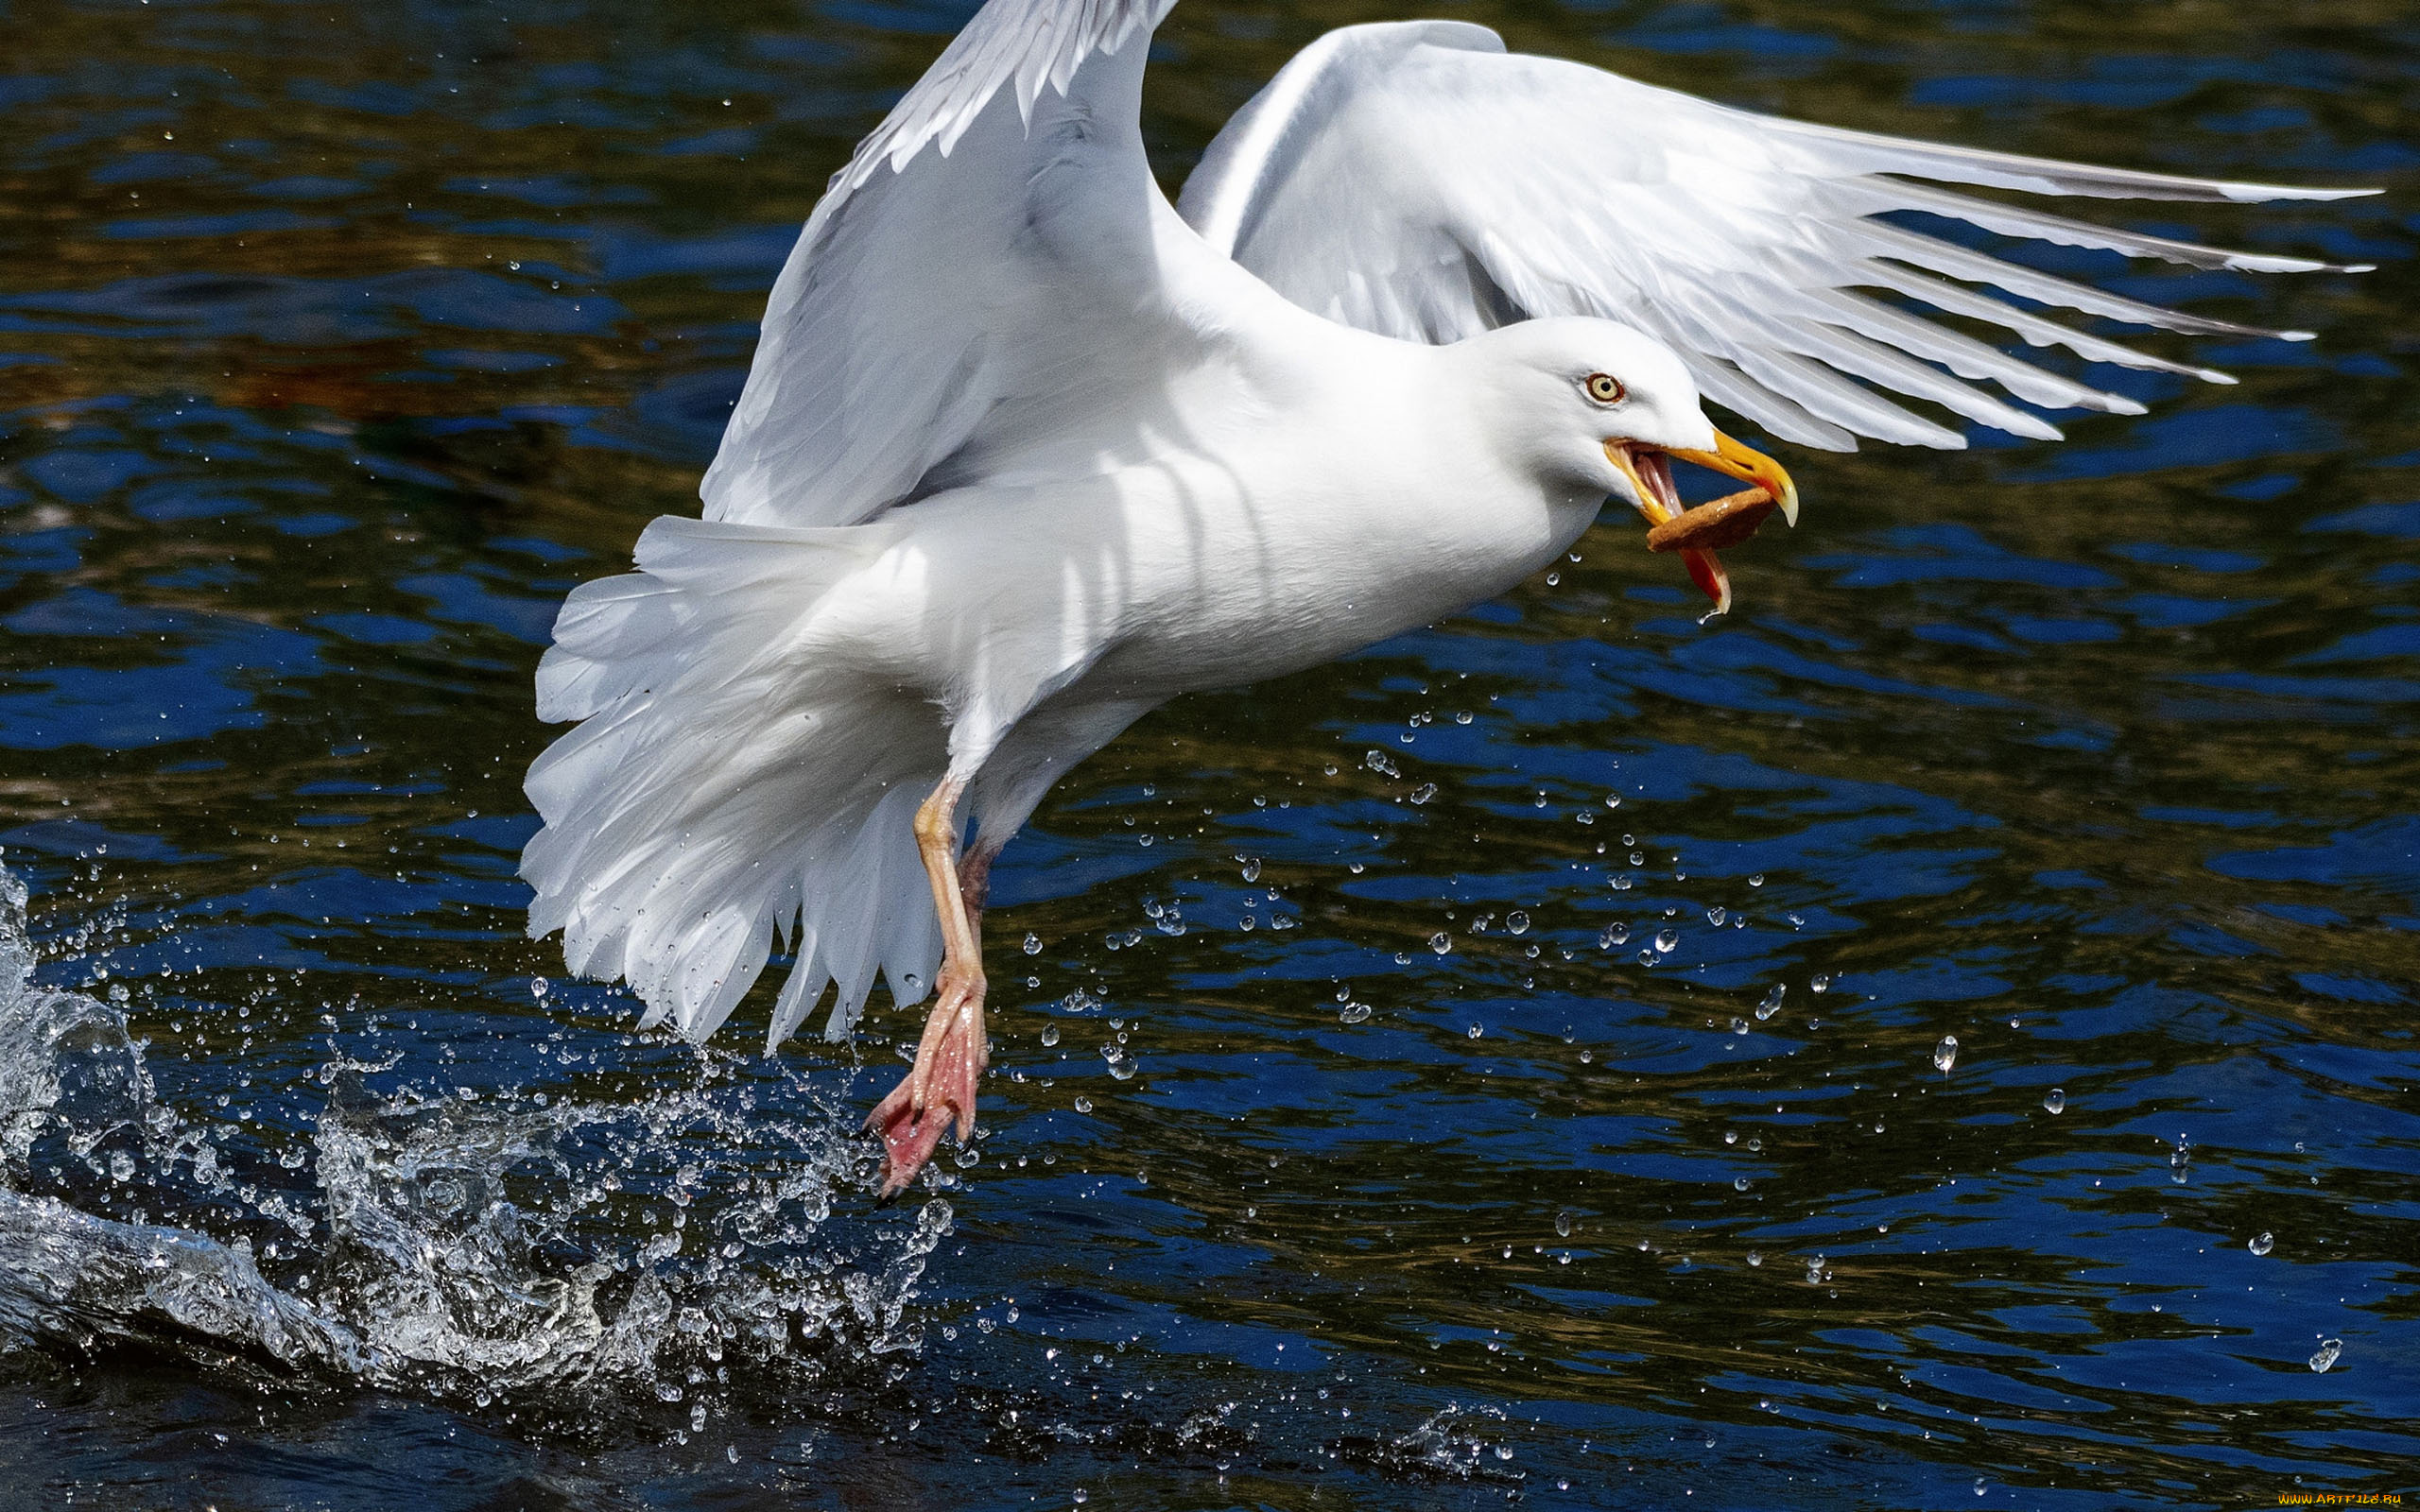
[1583, 372, 1626, 405]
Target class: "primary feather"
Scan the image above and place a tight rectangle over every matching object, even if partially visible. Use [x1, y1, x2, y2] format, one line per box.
[1178, 20, 2371, 452]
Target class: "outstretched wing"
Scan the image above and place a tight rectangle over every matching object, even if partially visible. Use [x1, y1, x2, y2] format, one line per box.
[1178, 21, 2373, 451]
[700, 0, 1189, 527]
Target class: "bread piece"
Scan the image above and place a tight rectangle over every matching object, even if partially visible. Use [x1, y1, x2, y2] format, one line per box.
[1646, 489, 1778, 554]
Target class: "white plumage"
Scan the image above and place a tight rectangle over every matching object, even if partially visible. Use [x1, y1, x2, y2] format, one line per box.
[521, 0, 2364, 1190]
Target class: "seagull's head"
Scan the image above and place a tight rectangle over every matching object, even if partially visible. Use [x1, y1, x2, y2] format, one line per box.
[1466, 318, 1797, 614]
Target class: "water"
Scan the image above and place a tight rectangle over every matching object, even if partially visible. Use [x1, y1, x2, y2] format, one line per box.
[0, 0, 2414, 1505]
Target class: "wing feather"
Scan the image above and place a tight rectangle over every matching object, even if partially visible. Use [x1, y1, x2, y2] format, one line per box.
[700, 0, 1184, 528]
[1180, 21, 2374, 451]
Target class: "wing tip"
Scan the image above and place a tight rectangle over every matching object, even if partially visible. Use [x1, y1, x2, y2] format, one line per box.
[2221, 183, 2384, 204]
[2220, 252, 2376, 276]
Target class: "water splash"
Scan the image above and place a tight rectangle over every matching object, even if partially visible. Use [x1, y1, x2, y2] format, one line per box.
[0, 865, 954, 1420]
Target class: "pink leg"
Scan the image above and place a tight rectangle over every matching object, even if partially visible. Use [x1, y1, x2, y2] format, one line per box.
[866, 779, 995, 1196]
[958, 844, 995, 928]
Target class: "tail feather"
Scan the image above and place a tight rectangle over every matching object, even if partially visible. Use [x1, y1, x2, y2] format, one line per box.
[522, 516, 947, 1045]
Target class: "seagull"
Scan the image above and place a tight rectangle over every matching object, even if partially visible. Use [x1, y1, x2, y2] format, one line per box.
[519, 0, 2368, 1194]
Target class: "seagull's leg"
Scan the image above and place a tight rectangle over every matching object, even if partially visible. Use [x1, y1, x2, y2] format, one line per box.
[958, 842, 998, 931]
[863, 699, 1154, 1195]
[867, 774, 991, 1195]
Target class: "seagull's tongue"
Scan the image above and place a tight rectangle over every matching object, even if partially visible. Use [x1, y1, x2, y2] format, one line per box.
[1640, 451, 1684, 519]
[1637, 452, 1738, 616]
[1681, 546, 1732, 616]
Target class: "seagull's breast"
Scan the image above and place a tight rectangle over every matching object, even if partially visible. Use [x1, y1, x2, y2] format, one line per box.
[1077, 389, 1591, 698]
[837, 335, 1595, 714]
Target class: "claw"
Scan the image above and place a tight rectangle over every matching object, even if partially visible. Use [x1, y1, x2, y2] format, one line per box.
[867, 973, 986, 1196]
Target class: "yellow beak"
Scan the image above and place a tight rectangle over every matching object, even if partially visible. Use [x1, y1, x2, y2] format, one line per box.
[1665, 430, 1798, 526]
[1602, 429, 1798, 617]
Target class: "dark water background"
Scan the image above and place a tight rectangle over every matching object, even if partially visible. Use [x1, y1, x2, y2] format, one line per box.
[0, 0, 2414, 1506]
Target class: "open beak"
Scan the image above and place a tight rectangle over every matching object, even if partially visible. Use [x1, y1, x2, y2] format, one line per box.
[1604, 430, 1798, 616]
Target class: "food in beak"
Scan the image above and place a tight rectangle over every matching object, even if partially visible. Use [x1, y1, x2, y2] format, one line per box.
[1646, 488, 1779, 554]
[1604, 430, 1798, 616]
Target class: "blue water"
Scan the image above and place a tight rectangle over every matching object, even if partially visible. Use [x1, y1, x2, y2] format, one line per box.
[0, 0, 2413, 1506]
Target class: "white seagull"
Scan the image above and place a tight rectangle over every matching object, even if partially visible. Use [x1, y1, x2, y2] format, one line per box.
[520, 0, 2367, 1193]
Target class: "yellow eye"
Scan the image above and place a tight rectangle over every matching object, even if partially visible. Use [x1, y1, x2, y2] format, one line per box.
[1584, 372, 1626, 405]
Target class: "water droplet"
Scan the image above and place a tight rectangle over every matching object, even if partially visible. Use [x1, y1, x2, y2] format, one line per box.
[1409, 783, 1437, 804]
[1705, 906, 1726, 926]
[1933, 1035, 1958, 1074]
[1554, 1211, 1574, 1238]
[1602, 794, 1621, 811]
[1755, 985, 1785, 1021]
[2249, 1232, 2273, 1257]
[1729, 1018, 1749, 1035]
[1466, 1022, 1483, 1040]
[1240, 857, 1262, 883]
[1810, 973, 1832, 994]
[1636, 949, 1655, 967]
[1040, 1024, 1060, 1047]
[1339, 1002, 1372, 1024]
[1505, 910, 1530, 936]
[2309, 1338, 2342, 1373]
[1362, 749, 1399, 778]
[1628, 850, 1646, 867]
[2043, 1088, 2066, 1115]
[1074, 1095, 1094, 1113]
[1748, 873, 1765, 887]
[1733, 1177, 1750, 1192]
[529, 976, 549, 999]
[1073, 1490, 1089, 1505]
[1725, 1131, 1737, 1144]
[1599, 922, 1630, 948]
[108, 1150, 135, 1183]
[1653, 928, 1678, 954]
[1023, 933, 1043, 955]
[1429, 932, 1452, 954]
[1746, 1251, 1763, 1267]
